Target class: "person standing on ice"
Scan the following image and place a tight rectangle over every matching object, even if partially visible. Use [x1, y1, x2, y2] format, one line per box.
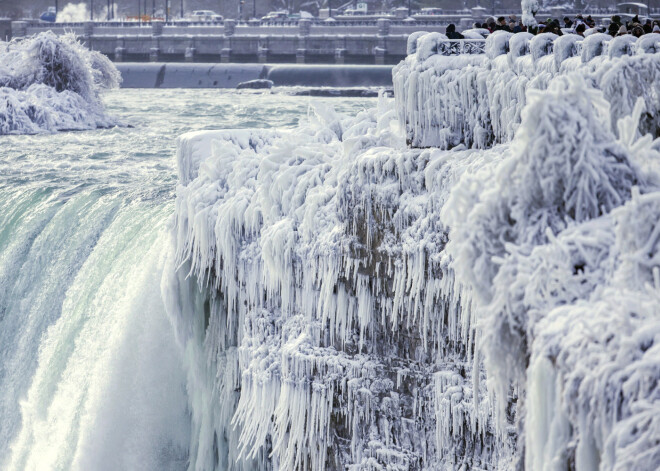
[445, 24, 464, 39]
[495, 16, 512, 32]
[485, 17, 496, 33]
[608, 23, 619, 37]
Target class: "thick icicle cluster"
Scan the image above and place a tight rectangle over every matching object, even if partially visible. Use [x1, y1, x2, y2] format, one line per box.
[394, 31, 660, 149]
[167, 31, 660, 471]
[166, 101, 505, 470]
[0, 31, 120, 134]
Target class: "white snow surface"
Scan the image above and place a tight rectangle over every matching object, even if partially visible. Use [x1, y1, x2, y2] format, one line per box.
[168, 35, 660, 470]
[0, 32, 120, 134]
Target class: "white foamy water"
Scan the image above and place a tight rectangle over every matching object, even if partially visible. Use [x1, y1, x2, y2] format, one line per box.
[0, 89, 375, 470]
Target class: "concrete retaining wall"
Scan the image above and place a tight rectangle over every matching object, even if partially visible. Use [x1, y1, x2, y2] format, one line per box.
[116, 63, 393, 88]
[12, 19, 448, 64]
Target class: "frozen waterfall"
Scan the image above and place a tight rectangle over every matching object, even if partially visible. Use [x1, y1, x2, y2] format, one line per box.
[0, 189, 189, 470]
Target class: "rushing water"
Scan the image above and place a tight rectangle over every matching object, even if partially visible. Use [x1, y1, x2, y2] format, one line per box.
[0, 89, 375, 470]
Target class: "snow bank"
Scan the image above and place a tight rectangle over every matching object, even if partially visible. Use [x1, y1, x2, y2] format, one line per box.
[167, 35, 660, 471]
[394, 32, 660, 149]
[0, 32, 120, 134]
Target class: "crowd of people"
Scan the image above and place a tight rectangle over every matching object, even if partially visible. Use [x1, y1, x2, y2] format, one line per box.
[445, 13, 660, 39]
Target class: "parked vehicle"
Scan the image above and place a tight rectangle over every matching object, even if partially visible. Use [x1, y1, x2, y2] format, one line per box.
[40, 6, 56, 22]
[343, 2, 368, 15]
[419, 7, 443, 15]
[261, 11, 289, 21]
[189, 10, 223, 22]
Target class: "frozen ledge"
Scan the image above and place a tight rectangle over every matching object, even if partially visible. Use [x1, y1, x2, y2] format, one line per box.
[176, 129, 283, 185]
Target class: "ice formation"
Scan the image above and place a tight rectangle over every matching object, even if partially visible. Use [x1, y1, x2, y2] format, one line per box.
[167, 31, 660, 470]
[0, 32, 120, 134]
[521, 0, 540, 27]
[393, 32, 660, 149]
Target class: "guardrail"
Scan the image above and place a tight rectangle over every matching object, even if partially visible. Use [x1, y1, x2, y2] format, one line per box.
[11, 19, 482, 64]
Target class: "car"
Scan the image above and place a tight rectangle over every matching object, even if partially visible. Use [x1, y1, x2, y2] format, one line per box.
[261, 11, 288, 21]
[190, 10, 223, 22]
[419, 7, 443, 15]
[40, 6, 57, 22]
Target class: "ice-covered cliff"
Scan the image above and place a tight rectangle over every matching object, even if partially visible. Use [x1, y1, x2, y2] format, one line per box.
[0, 31, 120, 134]
[167, 32, 660, 470]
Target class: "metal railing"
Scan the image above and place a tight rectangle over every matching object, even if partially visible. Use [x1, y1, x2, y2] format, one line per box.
[437, 39, 487, 55]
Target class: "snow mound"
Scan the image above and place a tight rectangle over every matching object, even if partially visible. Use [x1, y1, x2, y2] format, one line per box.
[608, 35, 637, 59]
[415, 32, 448, 61]
[552, 34, 581, 67]
[636, 33, 660, 54]
[508, 32, 533, 62]
[406, 31, 429, 55]
[485, 30, 513, 60]
[581, 33, 611, 63]
[0, 31, 120, 134]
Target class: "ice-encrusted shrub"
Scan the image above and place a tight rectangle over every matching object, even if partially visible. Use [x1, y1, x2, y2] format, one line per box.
[0, 84, 108, 135]
[0, 31, 120, 134]
[527, 285, 660, 471]
[614, 189, 660, 289]
[444, 74, 636, 305]
[443, 71, 660, 470]
[600, 53, 660, 139]
[523, 192, 660, 470]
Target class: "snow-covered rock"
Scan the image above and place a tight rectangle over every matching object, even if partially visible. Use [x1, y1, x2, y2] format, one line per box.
[0, 31, 120, 134]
